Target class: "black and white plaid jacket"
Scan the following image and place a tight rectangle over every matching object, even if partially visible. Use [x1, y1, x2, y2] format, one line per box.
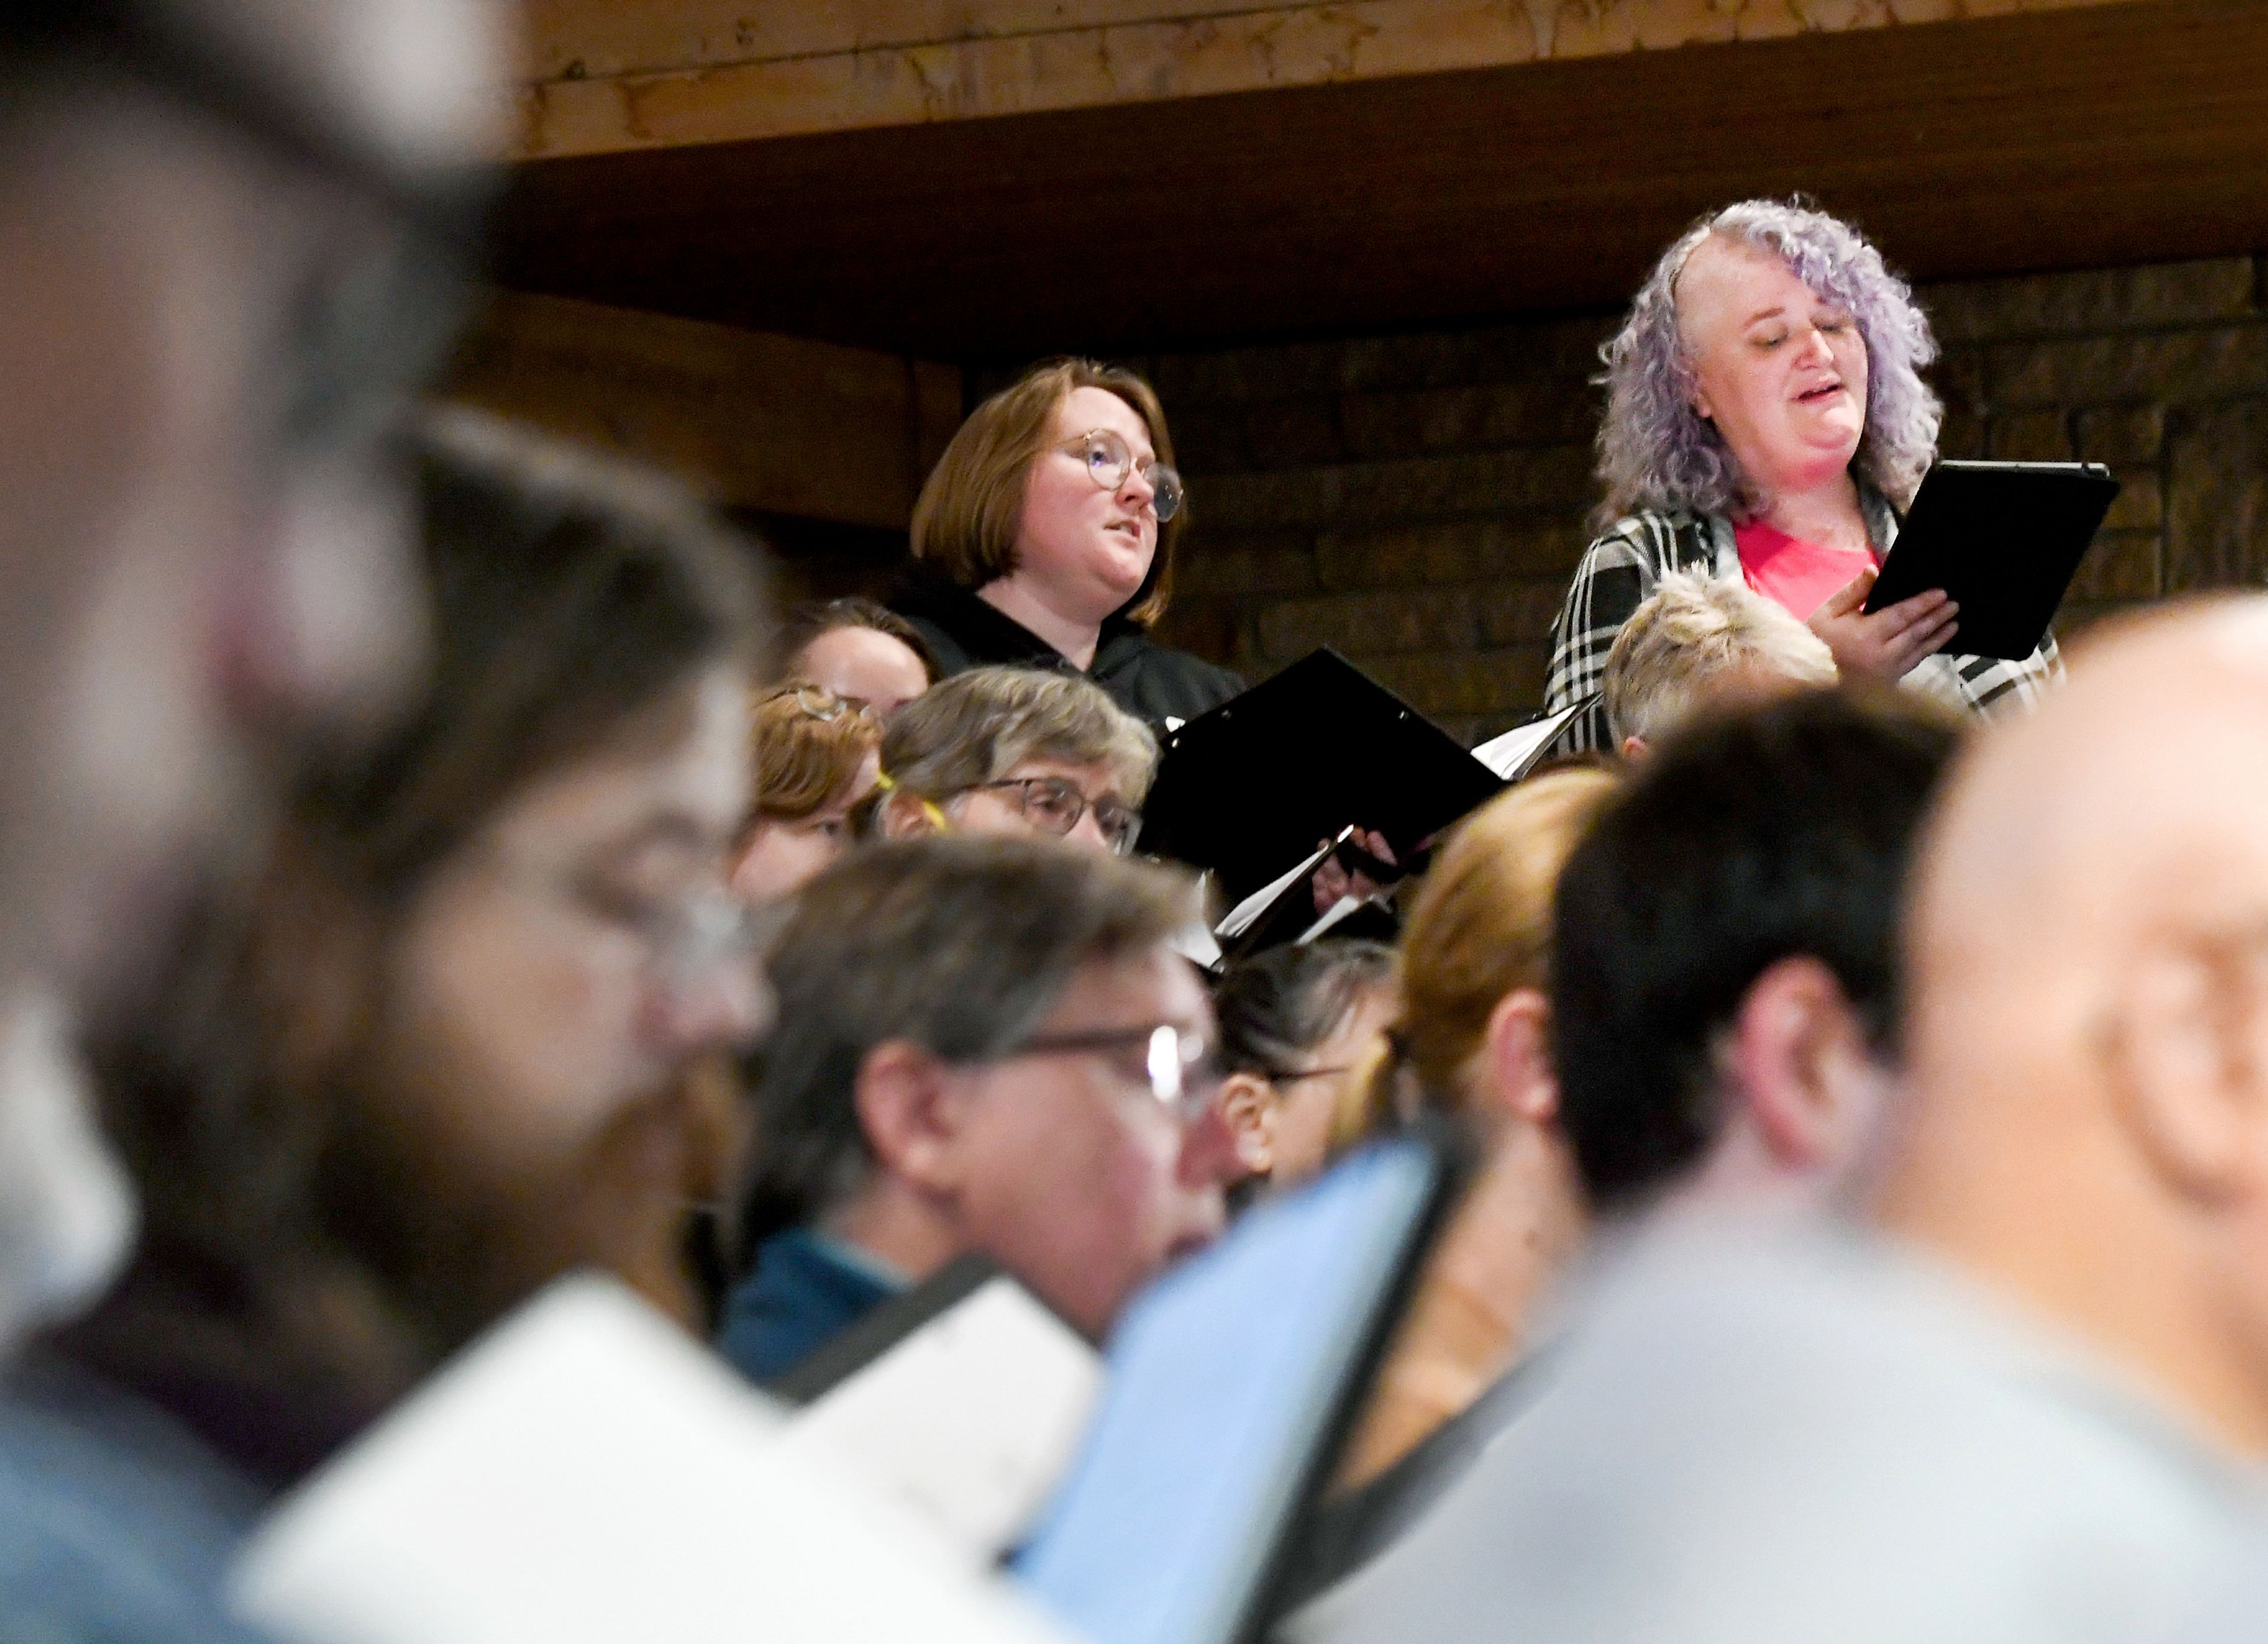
[1542, 499, 2064, 753]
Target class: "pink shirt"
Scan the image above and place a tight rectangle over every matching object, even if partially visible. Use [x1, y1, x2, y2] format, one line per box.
[1734, 520, 1879, 622]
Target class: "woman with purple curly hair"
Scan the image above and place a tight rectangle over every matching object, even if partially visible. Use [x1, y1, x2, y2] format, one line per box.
[1544, 200, 2061, 751]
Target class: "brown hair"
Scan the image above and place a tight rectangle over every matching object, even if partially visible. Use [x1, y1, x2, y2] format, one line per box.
[1335, 768, 1623, 1151]
[878, 665, 1158, 814]
[751, 682, 881, 825]
[739, 835, 1198, 1249]
[77, 411, 766, 1408]
[910, 359, 1186, 626]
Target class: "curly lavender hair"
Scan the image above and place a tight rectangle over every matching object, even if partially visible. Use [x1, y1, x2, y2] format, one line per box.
[1594, 199, 1940, 529]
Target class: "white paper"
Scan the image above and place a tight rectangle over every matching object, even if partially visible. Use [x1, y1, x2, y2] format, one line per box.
[1216, 829, 1354, 941]
[1296, 893, 1384, 945]
[1472, 702, 1582, 780]
[230, 1276, 1071, 1644]
[1168, 919, 1224, 971]
[781, 1277, 1104, 1561]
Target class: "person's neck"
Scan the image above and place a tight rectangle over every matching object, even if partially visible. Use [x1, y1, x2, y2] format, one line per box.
[1874, 1098, 2268, 1461]
[977, 575, 1106, 670]
[823, 1181, 967, 1291]
[1754, 467, 1870, 555]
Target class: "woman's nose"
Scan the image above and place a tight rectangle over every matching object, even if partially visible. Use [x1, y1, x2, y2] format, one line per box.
[1120, 464, 1156, 510]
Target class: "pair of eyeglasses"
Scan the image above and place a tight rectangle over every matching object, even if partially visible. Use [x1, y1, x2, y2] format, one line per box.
[970, 776, 1142, 855]
[771, 682, 875, 725]
[1058, 429, 1185, 523]
[1264, 1064, 1358, 1086]
[1007, 1024, 1223, 1120]
[510, 859, 786, 1008]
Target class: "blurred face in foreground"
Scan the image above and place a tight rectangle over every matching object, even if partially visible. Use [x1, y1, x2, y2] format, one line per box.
[0, 1, 496, 1339]
[360, 669, 766, 1339]
[0, 16, 495, 1010]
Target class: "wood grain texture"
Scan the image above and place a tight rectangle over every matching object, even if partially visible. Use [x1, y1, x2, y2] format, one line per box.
[444, 291, 962, 526]
[494, 0, 2268, 362]
[512, 0, 2136, 158]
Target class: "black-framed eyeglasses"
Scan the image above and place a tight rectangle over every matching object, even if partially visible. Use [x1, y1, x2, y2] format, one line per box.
[969, 776, 1142, 855]
[1058, 428, 1184, 523]
[1004, 1023, 1222, 1120]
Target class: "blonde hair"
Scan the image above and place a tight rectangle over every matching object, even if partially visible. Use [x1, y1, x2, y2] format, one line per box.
[910, 358, 1185, 626]
[1335, 767, 1624, 1151]
[879, 665, 1158, 812]
[750, 682, 881, 824]
[1603, 571, 1837, 745]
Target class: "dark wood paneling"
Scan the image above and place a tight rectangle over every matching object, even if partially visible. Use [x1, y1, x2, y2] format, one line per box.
[495, 0, 2268, 362]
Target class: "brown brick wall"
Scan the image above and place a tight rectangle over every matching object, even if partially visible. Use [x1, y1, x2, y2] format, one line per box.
[1135, 254, 2268, 743]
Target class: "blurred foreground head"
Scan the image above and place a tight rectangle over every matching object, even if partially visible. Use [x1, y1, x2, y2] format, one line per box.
[1884, 595, 2268, 1457]
[1553, 688, 1960, 1220]
[0, 0, 503, 1337]
[725, 836, 1241, 1378]
[67, 414, 766, 1490]
[0, 0, 501, 1000]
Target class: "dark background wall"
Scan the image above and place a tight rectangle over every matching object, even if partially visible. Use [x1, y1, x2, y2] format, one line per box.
[1102, 253, 2268, 743]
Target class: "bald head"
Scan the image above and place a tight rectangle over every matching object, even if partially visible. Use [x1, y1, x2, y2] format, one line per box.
[1905, 599, 2268, 1098]
[1885, 596, 2268, 1457]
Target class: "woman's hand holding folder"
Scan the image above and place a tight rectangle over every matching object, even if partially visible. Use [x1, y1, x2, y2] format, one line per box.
[1808, 565, 1959, 681]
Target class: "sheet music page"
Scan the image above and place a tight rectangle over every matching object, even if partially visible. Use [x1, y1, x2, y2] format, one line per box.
[1471, 702, 1582, 780]
[231, 1277, 1073, 1644]
[1216, 829, 1353, 940]
[1296, 894, 1381, 945]
[781, 1277, 1104, 1561]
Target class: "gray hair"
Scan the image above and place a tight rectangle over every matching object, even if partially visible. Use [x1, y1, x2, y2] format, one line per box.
[1604, 571, 1839, 744]
[881, 666, 1159, 807]
[735, 835, 1198, 1245]
[1595, 199, 1941, 529]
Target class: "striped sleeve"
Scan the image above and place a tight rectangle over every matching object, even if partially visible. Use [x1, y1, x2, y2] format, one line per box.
[1951, 630, 2065, 717]
[1545, 522, 1664, 754]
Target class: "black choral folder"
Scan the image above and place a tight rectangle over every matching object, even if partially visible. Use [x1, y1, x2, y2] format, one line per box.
[1861, 460, 2120, 659]
[1136, 649, 1506, 909]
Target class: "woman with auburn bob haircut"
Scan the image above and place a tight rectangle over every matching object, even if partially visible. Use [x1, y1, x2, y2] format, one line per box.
[1544, 198, 2061, 753]
[889, 358, 1244, 727]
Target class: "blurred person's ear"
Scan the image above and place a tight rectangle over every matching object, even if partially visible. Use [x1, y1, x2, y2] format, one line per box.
[1723, 956, 1879, 1173]
[1619, 734, 1649, 761]
[879, 789, 944, 841]
[1480, 988, 1558, 1128]
[1217, 1072, 1278, 1174]
[852, 1040, 975, 1194]
[2100, 932, 2268, 1204]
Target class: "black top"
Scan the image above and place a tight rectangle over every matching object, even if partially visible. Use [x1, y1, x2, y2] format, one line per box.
[888, 567, 1244, 728]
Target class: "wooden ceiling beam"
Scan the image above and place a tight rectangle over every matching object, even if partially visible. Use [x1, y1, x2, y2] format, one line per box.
[511, 0, 2141, 161]
[495, 0, 2268, 362]
[443, 292, 962, 528]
